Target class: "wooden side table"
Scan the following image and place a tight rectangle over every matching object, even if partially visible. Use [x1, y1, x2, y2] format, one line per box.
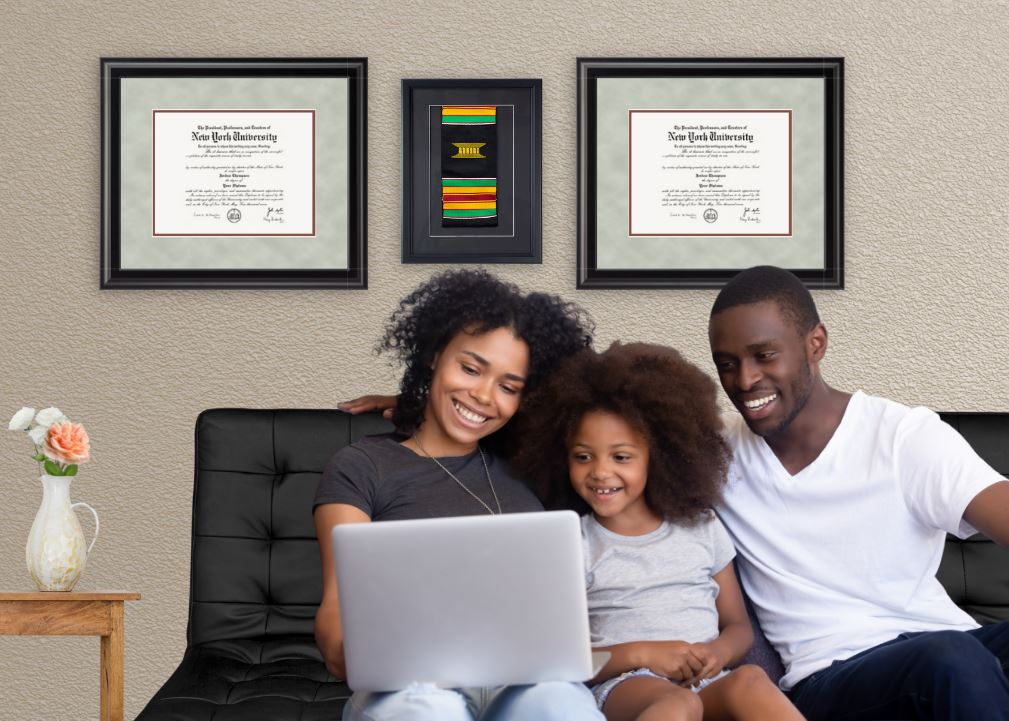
[0, 591, 140, 721]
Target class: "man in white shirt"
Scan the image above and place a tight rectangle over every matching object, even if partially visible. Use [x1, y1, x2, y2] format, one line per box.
[707, 265, 1009, 721]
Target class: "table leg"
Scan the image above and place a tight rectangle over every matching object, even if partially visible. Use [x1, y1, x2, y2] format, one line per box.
[99, 602, 124, 721]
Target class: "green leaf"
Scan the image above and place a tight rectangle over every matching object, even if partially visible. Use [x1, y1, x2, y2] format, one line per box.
[43, 460, 62, 476]
[32, 453, 46, 462]
[64, 464, 78, 476]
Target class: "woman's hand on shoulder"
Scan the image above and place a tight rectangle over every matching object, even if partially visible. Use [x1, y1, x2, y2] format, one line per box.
[338, 395, 397, 419]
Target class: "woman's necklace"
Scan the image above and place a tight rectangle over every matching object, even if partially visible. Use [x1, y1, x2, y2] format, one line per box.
[412, 434, 502, 515]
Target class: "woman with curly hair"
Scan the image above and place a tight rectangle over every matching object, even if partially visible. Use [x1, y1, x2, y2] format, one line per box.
[512, 342, 805, 721]
[313, 268, 600, 721]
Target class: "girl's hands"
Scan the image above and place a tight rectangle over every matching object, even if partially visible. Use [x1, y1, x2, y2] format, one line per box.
[596, 562, 749, 687]
[683, 641, 728, 685]
[635, 640, 729, 686]
[636, 640, 705, 683]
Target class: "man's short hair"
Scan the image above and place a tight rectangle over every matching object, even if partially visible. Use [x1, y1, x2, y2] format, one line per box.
[710, 265, 821, 334]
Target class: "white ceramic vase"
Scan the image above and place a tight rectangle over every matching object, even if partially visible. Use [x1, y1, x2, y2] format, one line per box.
[25, 474, 99, 591]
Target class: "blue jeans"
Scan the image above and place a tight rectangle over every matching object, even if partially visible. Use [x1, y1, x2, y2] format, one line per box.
[788, 622, 1009, 721]
[342, 681, 604, 721]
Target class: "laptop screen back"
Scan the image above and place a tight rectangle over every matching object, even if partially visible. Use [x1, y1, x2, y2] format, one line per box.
[332, 510, 593, 691]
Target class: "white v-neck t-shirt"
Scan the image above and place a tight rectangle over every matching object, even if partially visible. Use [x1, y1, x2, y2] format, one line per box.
[717, 391, 1004, 690]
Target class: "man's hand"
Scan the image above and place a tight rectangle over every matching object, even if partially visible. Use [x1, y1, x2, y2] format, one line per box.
[338, 395, 397, 419]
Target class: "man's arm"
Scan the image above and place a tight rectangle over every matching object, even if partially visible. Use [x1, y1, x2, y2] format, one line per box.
[338, 395, 397, 419]
[963, 480, 1009, 547]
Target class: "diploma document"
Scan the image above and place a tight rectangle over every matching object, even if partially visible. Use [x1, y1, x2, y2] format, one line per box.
[153, 110, 316, 236]
[628, 110, 791, 236]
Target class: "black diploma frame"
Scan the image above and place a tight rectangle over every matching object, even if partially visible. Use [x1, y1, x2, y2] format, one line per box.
[100, 58, 367, 289]
[577, 58, 843, 289]
[402, 79, 542, 264]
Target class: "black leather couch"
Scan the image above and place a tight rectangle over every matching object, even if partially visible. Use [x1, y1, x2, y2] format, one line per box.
[136, 409, 1009, 720]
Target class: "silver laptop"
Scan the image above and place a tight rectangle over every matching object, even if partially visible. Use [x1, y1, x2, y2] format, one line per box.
[332, 510, 598, 692]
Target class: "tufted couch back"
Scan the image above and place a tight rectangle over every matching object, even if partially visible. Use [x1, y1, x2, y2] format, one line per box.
[189, 408, 394, 651]
[188, 409, 1009, 650]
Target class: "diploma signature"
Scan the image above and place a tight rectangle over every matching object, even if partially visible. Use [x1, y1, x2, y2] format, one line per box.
[264, 207, 285, 223]
[739, 207, 761, 223]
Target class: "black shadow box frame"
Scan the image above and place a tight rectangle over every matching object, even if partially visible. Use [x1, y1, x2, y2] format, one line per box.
[402, 79, 542, 264]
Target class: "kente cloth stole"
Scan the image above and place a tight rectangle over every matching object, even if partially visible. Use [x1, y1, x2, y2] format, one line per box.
[441, 105, 498, 227]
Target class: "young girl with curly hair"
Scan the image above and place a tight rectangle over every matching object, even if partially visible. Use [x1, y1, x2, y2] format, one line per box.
[313, 268, 603, 721]
[512, 342, 805, 721]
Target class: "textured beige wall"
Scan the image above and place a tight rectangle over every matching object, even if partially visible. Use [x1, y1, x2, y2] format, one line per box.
[1, 0, 1007, 718]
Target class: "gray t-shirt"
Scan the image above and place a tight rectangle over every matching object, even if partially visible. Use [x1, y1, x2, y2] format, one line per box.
[313, 433, 542, 520]
[582, 513, 736, 647]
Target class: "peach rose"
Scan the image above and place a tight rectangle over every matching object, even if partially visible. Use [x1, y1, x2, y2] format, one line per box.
[44, 421, 91, 465]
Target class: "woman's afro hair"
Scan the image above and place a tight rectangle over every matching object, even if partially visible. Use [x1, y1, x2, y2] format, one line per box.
[511, 341, 731, 523]
[379, 269, 594, 446]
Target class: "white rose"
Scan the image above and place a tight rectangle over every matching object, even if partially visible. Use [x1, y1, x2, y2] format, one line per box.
[8, 407, 35, 431]
[28, 425, 48, 446]
[34, 407, 67, 428]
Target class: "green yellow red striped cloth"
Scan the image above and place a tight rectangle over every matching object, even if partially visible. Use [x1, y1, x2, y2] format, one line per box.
[442, 178, 497, 218]
[441, 106, 497, 225]
[441, 105, 496, 125]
